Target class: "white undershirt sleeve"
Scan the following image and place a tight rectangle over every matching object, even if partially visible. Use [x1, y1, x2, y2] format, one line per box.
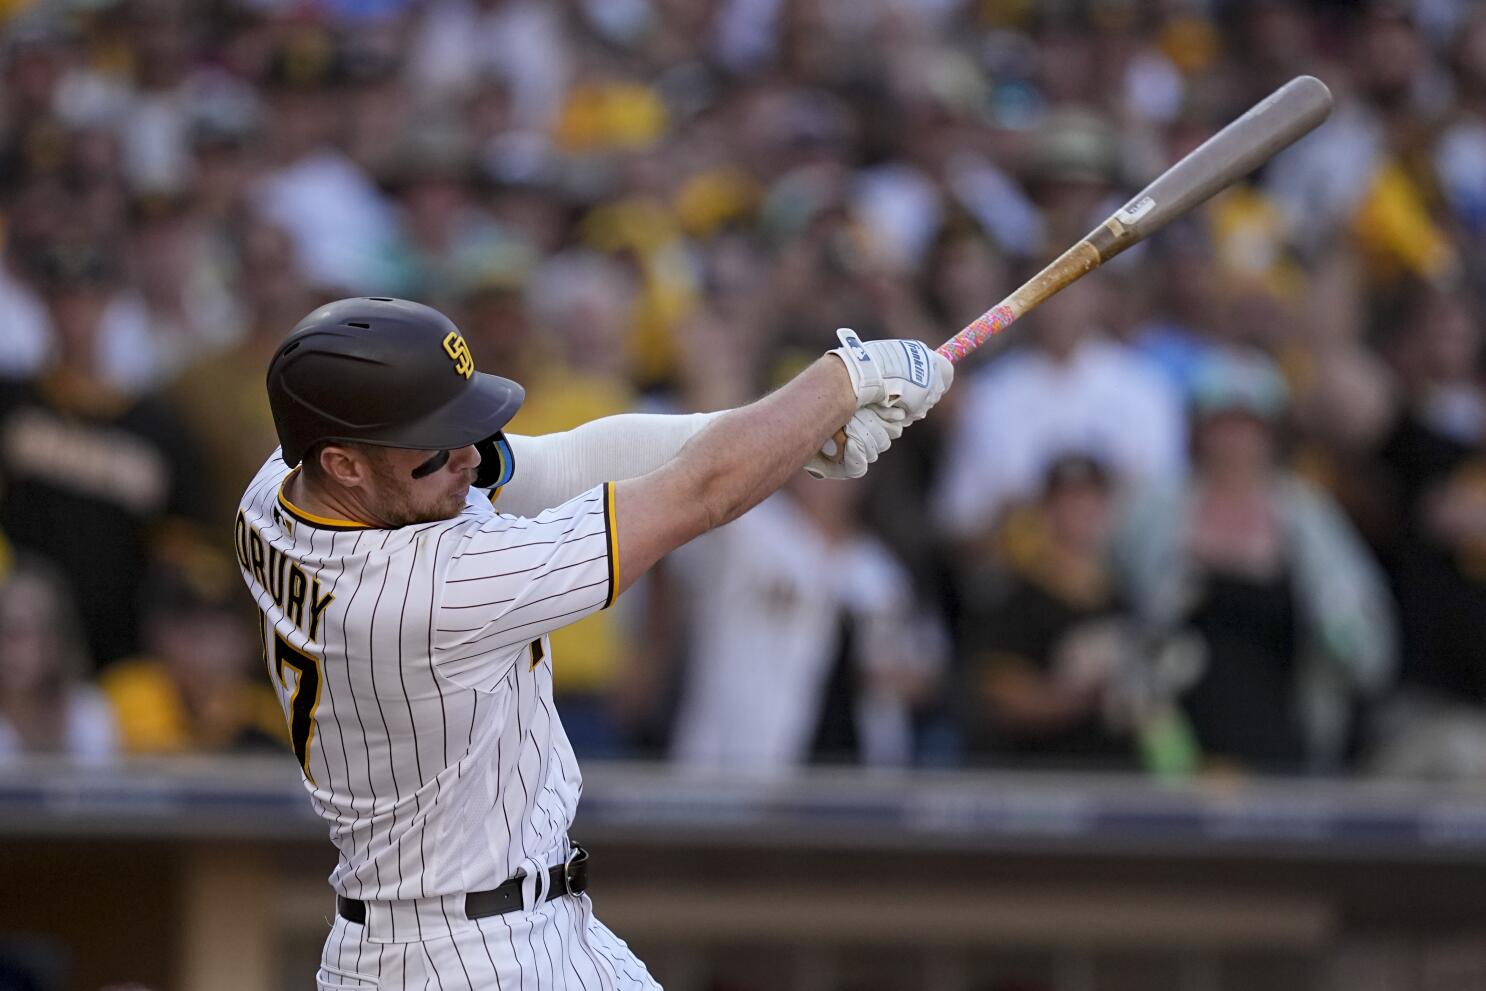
[493, 411, 724, 517]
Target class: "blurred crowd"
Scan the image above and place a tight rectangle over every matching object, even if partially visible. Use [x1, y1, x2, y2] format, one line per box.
[3, 0, 1486, 781]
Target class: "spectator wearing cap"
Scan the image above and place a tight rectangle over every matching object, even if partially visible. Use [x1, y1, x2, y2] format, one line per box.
[0, 244, 213, 668]
[0, 558, 117, 761]
[958, 453, 1138, 769]
[168, 221, 319, 534]
[185, 74, 264, 230]
[0, 181, 162, 392]
[124, 190, 243, 381]
[460, 257, 642, 756]
[1113, 352, 1395, 773]
[380, 122, 524, 308]
[338, 35, 414, 181]
[0, 166, 175, 392]
[931, 271, 1185, 547]
[113, 0, 196, 196]
[1022, 107, 1126, 256]
[99, 565, 283, 755]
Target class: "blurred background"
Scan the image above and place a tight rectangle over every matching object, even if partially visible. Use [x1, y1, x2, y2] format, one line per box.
[0, 0, 1485, 989]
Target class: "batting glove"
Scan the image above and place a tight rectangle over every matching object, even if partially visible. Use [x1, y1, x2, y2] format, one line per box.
[827, 328, 953, 421]
[805, 404, 908, 479]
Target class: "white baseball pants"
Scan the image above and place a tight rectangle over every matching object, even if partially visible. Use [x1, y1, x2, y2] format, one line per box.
[315, 893, 661, 990]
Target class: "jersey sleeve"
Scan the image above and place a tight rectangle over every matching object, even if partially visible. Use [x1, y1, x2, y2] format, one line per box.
[433, 482, 618, 691]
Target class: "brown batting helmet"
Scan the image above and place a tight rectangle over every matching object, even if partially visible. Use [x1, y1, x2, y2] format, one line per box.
[266, 297, 523, 488]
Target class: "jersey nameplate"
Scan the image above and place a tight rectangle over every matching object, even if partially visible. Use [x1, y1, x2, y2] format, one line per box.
[235, 510, 334, 641]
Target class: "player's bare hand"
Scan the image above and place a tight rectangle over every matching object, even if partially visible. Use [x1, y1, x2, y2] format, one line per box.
[826, 328, 953, 421]
[805, 404, 906, 479]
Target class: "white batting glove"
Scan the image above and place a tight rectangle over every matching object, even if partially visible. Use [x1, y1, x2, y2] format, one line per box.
[827, 328, 953, 421]
[805, 404, 908, 479]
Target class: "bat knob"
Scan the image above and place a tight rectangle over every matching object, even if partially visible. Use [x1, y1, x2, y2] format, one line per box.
[827, 427, 848, 465]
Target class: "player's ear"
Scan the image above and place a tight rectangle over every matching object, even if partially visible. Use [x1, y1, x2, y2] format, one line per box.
[317, 444, 368, 488]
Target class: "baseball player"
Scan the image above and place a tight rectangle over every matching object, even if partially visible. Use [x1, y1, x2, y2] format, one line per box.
[234, 297, 950, 989]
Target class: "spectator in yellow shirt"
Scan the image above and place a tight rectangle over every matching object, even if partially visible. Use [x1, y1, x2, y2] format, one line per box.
[101, 564, 284, 754]
[460, 260, 639, 755]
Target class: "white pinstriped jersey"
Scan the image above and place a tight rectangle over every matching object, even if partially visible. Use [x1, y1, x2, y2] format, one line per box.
[233, 452, 618, 914]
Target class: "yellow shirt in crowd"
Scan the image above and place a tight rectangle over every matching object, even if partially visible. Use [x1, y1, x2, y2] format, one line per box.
[100, 658, 286, 754]
[502, 362, 635, 697]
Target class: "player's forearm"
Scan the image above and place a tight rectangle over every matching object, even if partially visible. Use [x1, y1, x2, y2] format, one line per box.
[608, 357, 856, 600]
[497, 412, 724, 517]
[613, 338, 948, 599]
[668, 356, 855, 532]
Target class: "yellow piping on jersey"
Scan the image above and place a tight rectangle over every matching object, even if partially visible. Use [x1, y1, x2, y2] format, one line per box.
[603, 481, 619, 609]
[277, 469, 371, 530]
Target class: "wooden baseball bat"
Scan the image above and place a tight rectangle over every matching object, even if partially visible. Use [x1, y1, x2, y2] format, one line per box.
[936, 74, 1333, 365]
[828, 75, 1333, 463]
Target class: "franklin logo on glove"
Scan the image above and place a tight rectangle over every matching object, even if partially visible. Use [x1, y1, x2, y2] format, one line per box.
[900, 340, 930, 388]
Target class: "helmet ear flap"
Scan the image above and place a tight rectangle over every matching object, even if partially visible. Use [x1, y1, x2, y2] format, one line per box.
[473, 433, 515, 490]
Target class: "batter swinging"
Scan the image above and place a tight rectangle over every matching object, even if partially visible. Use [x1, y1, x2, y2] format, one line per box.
[235, 297, 950, 990]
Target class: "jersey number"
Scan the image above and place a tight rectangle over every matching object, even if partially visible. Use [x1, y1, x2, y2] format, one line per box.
[274, 634, 322, 783]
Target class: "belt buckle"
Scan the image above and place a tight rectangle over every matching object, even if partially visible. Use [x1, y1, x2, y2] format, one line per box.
[562, 844, 587, 896]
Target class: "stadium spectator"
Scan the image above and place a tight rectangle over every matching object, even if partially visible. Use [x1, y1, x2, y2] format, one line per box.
[99, 565, 282, 755]
[666, 472, 939, 770]
[1127, 229, 1225, 398]
[1114, 353, 1395, 773]
[121, 190, 241, 383]
[1369, 290, 1486, 777]
[168, 221, 319, 532]
[0, 0, 1484, 780]
[250, 29, 399, 295]
[408, 0, 570, 130]
[0, 244, 213, 667]
[931, 272, 1185, 548]
[0, 559, 116, 760]
[461, 256, 644, 755]
[381, 122, 516, 307]
[958, 454, 1138, 769]
[0, 180, 162, 393]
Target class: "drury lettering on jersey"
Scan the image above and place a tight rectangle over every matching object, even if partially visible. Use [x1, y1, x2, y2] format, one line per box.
[235, 511, 334, 641]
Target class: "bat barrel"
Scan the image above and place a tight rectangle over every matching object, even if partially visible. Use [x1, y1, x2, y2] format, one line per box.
[933, 75, 1333, 365]
[1091, 75, 1333, 262]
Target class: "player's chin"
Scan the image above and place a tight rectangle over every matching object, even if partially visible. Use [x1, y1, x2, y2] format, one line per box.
[393, 492, 465, 526]
[440, 487, 469, 517]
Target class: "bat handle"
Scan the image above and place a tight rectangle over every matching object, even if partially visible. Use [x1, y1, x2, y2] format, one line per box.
[824, 426, 850, 470]
[937, 303, 1018, 364]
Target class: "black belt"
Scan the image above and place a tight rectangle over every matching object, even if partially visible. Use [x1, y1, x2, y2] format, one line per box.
[337, 845, 589, 925]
